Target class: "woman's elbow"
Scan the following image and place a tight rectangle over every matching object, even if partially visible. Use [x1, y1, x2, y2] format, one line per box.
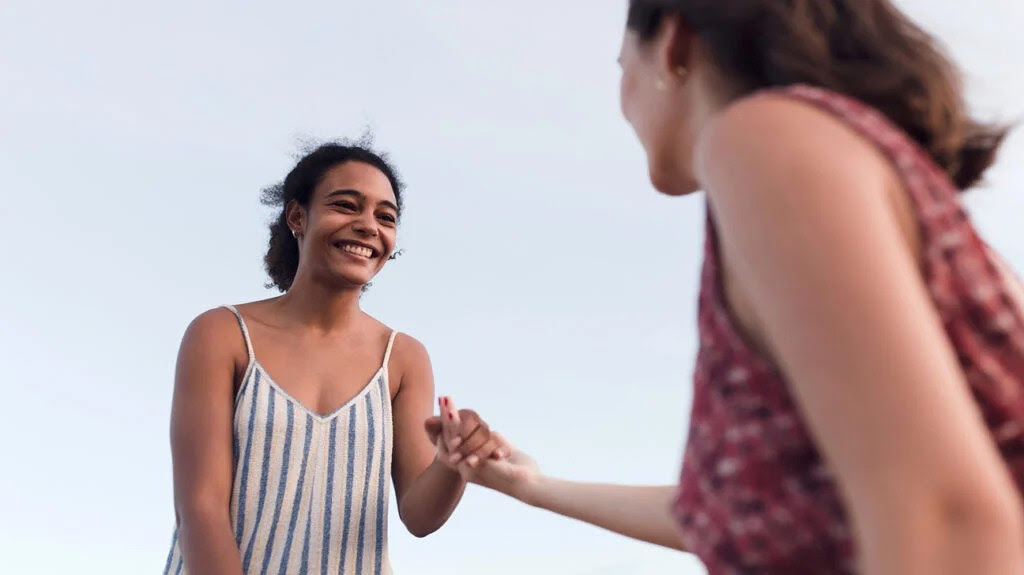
[398, 505, 445, 539]
[948, 483, 1023, 534]
[401, 515, 443, 539]
[405, 524, 439, 539]
[935, 482, 1024, 571]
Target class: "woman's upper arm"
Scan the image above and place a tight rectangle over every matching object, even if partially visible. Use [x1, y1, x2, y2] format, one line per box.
[700, 97, 1014, 514]
[388, 334, 437, 500]
[170, 308, 243, 518]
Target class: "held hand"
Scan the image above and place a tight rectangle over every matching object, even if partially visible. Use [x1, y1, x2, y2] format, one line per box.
[424, 396, 507, 470]
[456, 442, 541, 500]
[424, 397, 540, 499]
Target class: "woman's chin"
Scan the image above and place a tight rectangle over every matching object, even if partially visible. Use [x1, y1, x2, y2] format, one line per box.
[311, 270, 377, 291]
[649, 171, 700, 197]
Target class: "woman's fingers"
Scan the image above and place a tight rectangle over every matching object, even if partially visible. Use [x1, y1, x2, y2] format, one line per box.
[450, 409, 488, 464]
[466, 436, 504, 467]
[424, 415, 443, 444]
[440, 396, 463, 450]
[490, 431, 511, 460]
[435, 398, 508, 467]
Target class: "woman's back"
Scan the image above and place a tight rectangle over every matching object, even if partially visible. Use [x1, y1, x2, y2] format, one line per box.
[674, 85, 1024, 573]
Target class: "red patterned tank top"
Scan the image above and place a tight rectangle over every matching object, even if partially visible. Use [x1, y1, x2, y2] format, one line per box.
[673, 85, 1024, 574]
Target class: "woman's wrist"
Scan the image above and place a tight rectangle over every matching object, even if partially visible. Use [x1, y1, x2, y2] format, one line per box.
[430, 455, 463, 481]
[510, 472, 547, 508]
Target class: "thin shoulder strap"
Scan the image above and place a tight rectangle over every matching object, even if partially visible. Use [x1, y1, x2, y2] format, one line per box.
[223, 305, 255, 363]
[382, 330, 399, 368]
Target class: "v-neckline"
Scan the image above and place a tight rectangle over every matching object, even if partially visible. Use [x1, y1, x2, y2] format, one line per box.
[253, 361, 384, 422]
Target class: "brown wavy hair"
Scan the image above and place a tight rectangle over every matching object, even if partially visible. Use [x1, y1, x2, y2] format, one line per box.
[627, 0, 1010, 191]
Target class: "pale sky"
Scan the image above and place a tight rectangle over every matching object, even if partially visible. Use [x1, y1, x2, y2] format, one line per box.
[1, 1, 1021, 574]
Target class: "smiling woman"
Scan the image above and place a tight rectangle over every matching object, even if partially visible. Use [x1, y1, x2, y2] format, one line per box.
[162, 138, 504, 574]
[261, 140, 404, 293]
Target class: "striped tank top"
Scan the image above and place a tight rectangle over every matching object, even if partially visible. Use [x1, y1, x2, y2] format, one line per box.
[165, 305, 396, 575]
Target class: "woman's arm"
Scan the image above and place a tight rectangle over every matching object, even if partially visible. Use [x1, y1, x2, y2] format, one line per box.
[389, 335, 469, 537]
[519, 477, 683, 551]
[699, 94, 1024, 574]
[427, 404, 686, 551]
[169, 309, 246, 575]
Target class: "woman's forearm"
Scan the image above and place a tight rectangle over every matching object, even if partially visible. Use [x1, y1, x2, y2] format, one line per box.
[398, 459, 467, 537]
[517, 478, 685, 551]
[178, 509, 244, 575]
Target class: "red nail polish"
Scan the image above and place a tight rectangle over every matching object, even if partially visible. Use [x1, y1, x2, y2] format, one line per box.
[448, 412, 454, 420]
[442, 397, 449, 407]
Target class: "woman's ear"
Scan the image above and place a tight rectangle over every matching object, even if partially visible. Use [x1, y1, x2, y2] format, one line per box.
[658, 14, 696, 80]
[286, 200, 305, 237]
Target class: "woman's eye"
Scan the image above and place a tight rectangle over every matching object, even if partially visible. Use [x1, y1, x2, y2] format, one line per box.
[377, 213, 397, 224]
[333, 201, 358, 211]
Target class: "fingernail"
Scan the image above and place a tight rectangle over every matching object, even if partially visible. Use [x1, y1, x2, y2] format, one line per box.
[449, 453, 462, 464]
[451, 437, 462, 448]
[442, 397, 449, 407]
[467, 455, 479, 467]
[447, 412, 454, 420]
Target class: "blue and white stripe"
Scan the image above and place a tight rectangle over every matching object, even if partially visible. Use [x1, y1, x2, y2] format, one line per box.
[164, 306, 395, 574]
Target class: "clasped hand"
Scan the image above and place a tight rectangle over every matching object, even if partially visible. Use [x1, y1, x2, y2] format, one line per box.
[424, 397, 539, 496]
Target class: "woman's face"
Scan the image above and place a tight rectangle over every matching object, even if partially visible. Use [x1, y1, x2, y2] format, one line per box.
[618, 26, 701, 196]
[289, 161, 399, 289]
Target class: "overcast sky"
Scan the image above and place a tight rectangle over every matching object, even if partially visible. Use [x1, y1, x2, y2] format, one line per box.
[1, 1, 1021, 573]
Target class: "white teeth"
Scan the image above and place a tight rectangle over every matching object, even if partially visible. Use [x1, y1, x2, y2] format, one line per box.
[341, 244, 373, 258]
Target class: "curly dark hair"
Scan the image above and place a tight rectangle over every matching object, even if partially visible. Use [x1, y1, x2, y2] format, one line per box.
[261, 136, 404, 292]
[627, 0, 1009, 191]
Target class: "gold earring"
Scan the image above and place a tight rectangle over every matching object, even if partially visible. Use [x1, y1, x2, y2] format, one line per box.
[675, 65, 688, 77]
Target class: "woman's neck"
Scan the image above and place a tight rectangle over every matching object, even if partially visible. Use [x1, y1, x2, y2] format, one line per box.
[276, 278, 364, 333]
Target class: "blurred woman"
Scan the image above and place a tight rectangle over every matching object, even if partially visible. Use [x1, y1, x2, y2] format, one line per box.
[439, 2, 1024, 573]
